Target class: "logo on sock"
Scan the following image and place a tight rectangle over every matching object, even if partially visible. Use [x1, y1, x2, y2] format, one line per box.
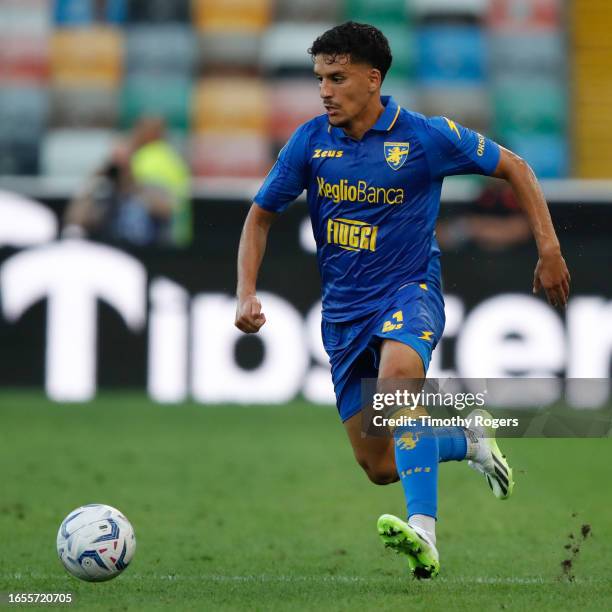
[396, 431, 420, 450]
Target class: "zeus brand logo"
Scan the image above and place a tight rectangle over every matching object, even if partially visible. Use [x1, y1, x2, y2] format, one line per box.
[316, 177, 404, 205]
[327, 218, 379, 252]
[313, 149, 344, 158]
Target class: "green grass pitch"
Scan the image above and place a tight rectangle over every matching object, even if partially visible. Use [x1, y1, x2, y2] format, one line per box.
[1, 391, 611, 610]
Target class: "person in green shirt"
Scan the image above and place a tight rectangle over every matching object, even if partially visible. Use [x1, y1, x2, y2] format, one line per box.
[129, 116, 192, 247]
[64, 116, 191, 247]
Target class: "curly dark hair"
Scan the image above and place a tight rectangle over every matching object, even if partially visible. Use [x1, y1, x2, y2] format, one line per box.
[308, 22, 393, 82]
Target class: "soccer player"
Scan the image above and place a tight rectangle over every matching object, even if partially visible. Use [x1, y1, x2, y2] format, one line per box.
[235, 22, 571, 578]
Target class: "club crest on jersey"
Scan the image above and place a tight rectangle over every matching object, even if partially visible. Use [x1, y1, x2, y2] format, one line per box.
[384, 142, 410, 170]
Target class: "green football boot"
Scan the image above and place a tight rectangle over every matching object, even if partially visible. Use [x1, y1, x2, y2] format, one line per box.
[377, 514, 440, 579]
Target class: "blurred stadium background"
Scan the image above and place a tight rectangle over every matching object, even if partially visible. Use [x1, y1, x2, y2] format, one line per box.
[0, 0, 609, 183]
[0, 0, 610, 404]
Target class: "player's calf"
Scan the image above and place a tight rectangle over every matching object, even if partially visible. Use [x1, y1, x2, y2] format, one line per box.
[345, 412, 399, 485]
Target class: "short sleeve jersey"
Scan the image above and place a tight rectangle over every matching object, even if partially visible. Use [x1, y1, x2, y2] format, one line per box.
[254, 96, 500, 322]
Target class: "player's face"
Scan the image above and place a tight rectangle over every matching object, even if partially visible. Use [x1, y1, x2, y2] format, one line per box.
[314, 54, 381, 129]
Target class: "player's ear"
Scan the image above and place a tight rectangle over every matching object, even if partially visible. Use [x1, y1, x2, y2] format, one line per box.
[368, 68, 381, 92]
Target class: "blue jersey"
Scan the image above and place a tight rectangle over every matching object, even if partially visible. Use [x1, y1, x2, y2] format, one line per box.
[254, 96, 500, 322]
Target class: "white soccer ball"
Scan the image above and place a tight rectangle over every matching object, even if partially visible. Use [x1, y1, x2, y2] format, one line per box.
[56, 504, 136, 582]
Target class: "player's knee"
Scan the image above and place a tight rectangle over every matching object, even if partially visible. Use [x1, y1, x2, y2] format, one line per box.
[357, 458, 397, 485]
[379, 361, 421, 380]
[367, 466, 398, 485]
[378, 340, 425, 380]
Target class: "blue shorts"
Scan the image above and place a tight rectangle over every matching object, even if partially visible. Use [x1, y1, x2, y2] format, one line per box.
[321, 282, 445, 422]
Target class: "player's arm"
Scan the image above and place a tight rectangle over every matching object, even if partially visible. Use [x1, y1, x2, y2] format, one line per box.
[425, 116, 570, 308]
[234, 123, 309, 332]
[235, 204, 277, 333]
[492, 147, 570, 308]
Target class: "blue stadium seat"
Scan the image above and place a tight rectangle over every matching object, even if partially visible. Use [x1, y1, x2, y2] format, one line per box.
[416, 25, 486, 85]
[53, 0, 90, 26]
[502, 132, 568, 178]
[125, 26, 196, 75]
[53, 0, 126, 26]
[126, 0, 190, 23]
[105, 0, 127, 23]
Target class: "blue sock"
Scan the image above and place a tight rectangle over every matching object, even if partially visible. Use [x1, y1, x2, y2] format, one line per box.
[435, 427, 467, 462]
[394, 424, 438, 519]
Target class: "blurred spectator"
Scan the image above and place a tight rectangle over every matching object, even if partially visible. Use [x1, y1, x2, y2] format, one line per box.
[63, 116, 191, 246]
[436, 181, 530, 252]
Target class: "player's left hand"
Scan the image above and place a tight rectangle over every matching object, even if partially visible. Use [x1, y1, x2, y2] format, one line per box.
[533, 250, 571, 308]
[235, 294, 267, 334]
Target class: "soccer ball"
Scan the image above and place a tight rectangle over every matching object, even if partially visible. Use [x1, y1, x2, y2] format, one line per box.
[56, 504, 136, 582]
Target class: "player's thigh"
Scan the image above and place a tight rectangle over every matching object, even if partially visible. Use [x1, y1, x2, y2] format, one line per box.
[376, 341, 430, 423]
[378, 339, 425, 382]
[375, 283, 444, 387]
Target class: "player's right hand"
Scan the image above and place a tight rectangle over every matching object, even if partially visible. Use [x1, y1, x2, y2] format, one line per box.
[235, 295, 266, 334]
